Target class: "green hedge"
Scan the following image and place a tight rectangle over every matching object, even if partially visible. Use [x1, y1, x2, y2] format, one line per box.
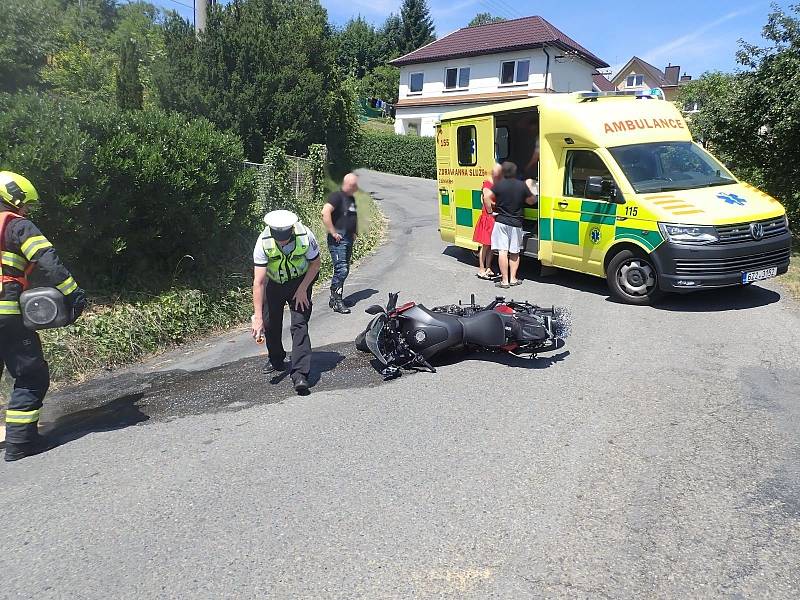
[38, 191, 384, 382]
[0, 92, 258, 290]
[353, 130, 436, 179]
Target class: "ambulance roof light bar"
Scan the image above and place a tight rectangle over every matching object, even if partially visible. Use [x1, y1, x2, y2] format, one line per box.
[579, 89, 665, 101]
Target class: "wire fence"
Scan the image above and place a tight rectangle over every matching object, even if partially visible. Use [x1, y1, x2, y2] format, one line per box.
[243, 146, 327, 226]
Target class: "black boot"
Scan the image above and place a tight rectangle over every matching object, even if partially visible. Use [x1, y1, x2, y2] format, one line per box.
[293, 374, 310, 395]
[331, 287, 350, 314]
[4, 436, 56, 462]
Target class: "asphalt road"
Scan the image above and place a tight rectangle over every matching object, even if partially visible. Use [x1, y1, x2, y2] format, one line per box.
[2, 170, 799, 599]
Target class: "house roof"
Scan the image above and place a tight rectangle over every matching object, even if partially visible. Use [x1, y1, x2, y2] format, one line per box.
[389, 16, 608, 69]
[592, 73, 615, 91]
[612, 56, 668, 86]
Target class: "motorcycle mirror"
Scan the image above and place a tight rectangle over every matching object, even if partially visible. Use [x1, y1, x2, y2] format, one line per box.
[365, 305, 385, 315]
[387, 292, 399, 312]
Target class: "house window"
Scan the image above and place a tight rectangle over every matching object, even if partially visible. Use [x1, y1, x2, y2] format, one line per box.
[457, 125, 477, 166]
[495, 126, 510, 161]
[409, 72, 424, 94]
[625, 74, 644, 87]
[500, 59, 530, 85]
[445, 67, 470, 90]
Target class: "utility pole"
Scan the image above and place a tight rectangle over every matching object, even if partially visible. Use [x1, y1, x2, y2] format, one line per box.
[194, 0, 206, 35]
[195, 0, 218, 35]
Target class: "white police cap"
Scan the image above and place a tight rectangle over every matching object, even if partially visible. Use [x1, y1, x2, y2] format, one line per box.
[264, 209, 299, 241]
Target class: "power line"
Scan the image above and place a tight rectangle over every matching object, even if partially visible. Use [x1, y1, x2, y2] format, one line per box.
[156, 0, 193, 10]
[479, 0, 515, 20]
[493, 0, 524, 19]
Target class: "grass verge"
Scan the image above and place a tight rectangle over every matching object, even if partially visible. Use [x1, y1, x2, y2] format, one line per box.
[360, 117, 395, 134]
[782, 242, 800, 299]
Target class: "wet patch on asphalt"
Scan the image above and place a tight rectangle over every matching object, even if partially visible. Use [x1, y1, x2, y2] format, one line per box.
[38, 342, 383, 445]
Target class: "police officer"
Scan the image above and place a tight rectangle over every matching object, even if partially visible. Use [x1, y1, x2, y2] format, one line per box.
[1, 172, 87, 462]
[251, 210, 321, 394]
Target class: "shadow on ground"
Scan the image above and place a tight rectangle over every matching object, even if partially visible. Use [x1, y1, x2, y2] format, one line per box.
[443, 244, 783, 312]
[344, 288, 379, 308]
[433, 347, 570, 370]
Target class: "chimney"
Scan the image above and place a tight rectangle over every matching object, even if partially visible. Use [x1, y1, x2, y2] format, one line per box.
[664, 64, 680, 86]
[680, 73, 692, 82]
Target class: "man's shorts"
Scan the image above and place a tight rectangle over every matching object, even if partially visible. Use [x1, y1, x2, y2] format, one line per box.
[491, 222, 524, 254]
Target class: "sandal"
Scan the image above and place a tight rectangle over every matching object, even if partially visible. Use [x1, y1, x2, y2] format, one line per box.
[509, 280, 523, 286]
[476, 272, 493, 281]
[495, 282, 510, 289]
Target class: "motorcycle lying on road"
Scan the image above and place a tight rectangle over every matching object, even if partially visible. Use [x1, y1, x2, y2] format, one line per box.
[355, 292, 570, 379]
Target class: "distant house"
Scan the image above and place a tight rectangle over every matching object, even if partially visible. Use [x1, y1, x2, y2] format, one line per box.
[388, 16, 608, 136]
[610, 56, 693, 102]
[592, 72, 615, 92]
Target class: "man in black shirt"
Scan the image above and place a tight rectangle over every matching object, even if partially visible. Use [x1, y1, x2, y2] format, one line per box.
[321, 173, 359, 314]
[490, 162, 535, 288]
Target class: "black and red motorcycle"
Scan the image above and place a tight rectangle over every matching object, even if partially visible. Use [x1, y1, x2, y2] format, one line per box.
[355, 292, 570, 379]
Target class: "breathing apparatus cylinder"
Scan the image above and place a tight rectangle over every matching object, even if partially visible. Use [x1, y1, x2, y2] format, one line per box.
[19, 287, 72, 330]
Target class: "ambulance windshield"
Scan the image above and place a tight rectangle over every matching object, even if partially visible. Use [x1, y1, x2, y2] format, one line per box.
[609, 141, 736, 194]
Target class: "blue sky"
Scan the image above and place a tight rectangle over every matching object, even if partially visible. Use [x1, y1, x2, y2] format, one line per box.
[154, 0, 793, 76]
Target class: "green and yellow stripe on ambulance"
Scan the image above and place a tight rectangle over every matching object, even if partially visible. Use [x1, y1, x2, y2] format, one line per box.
[449, 189, 542, 250]
[452, 188, 485, 249]
[544, 196, 664, 276]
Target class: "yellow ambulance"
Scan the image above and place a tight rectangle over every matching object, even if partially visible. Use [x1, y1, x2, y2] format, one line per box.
[435, 91, 792, 304]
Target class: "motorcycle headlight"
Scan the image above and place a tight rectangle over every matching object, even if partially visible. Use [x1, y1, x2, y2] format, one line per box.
[658, 222, 719, 245]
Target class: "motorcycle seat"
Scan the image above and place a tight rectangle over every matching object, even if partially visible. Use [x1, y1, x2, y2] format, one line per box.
[461, 310, 507, 347]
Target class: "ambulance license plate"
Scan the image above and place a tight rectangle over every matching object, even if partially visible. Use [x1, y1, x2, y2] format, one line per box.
[742, 267, 778, 284]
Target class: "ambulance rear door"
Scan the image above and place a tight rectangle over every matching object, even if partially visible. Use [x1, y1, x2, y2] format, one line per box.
[449, 116, 494, 250]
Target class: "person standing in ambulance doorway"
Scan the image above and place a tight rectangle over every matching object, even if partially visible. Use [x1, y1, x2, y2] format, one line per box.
[321, 173, 359, 314]
[0, 171, 87, 462]
[251, 210, 321, 395]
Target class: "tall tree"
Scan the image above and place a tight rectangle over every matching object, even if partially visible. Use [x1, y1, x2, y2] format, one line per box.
[400, 0, 435, 55]
[467, 13, 506, 27]
[678, 4, 800, 227]
[335, 17, 383, 78]
[379, 13, 404, 61]
[359, 64, 400, 103]
[0, 0, 58, 91]
[152, 0, 359, 165]
[116, 39, 144, 109]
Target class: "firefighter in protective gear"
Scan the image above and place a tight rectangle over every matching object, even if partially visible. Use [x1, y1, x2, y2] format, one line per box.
[1, 171, 87, 462]
[251, 210, 321, 395]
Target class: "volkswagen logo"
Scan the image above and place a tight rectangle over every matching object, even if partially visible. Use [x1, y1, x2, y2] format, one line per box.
[750, 222, 764, 240]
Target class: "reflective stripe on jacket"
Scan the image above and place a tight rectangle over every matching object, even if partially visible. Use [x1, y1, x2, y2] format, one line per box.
[0, 210, 79, 313]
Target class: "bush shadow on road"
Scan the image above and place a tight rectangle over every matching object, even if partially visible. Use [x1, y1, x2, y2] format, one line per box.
[443, 245, 783, 312]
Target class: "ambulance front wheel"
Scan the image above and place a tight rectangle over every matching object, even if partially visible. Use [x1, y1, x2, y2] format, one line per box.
[607, 249, 664, 305]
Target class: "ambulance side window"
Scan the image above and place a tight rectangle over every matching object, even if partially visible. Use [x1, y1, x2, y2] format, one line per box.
[457, 126, 477, 166]
[495, 126, 510, 161]
[564, 150, 615, 199]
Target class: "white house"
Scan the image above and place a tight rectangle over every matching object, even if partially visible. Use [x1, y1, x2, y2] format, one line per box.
[389, 16, 609, 136]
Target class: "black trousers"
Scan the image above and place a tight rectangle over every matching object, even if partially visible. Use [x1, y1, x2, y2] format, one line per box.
[0, 316, 50, 444]
[264, 278, 313, 381]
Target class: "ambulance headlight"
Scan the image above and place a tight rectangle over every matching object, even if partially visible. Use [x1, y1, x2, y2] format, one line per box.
[658, 223, 719, 245]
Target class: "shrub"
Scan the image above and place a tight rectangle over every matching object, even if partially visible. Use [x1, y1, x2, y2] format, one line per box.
[0, 92, 258, 290]
[353, 130, 436, 179]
